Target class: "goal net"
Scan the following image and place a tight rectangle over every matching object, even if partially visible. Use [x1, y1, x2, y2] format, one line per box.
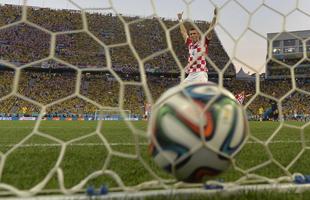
[94, 109, 132, 120]
[0, 0, 309, 199]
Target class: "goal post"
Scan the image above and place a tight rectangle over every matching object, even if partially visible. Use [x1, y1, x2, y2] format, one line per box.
[94, 109, 133, 121]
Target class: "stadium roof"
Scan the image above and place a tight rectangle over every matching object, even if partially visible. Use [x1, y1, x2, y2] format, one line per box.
[236, 67, 255, 80]
[267, 30, 310, 40]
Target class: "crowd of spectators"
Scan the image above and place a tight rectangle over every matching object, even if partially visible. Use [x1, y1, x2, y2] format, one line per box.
[267, 59, 310, 79]
[0, 4, 21, 26]
[0, 69, 13, 97]
[18, 69, 76, 104]
[0, 4, 309, 120]
[0, 4, 235, 74]
[0, 23, 50, 64]
[0, 67, 308, 120]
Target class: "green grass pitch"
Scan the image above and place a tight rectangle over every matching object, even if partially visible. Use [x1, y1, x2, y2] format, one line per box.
[0, 120, 309, 199]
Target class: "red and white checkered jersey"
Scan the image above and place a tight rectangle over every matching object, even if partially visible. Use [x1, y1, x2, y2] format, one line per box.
[235, 93, 245, 104]
[185, 37, 209, 74]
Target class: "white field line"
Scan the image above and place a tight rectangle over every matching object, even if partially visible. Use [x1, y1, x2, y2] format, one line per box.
[0, 126, 95, 129]
[0, 143, 149, 148]
[0, 140, 308, 148]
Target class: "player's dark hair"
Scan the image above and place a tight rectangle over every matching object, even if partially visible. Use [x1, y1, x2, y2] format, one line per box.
[188, 27, 201, 40]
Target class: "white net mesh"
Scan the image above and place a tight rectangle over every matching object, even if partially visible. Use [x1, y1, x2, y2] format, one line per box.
[0, 0, 309, 199]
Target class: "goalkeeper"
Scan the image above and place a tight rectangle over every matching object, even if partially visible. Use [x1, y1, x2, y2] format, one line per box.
[177, 8, 218, 83]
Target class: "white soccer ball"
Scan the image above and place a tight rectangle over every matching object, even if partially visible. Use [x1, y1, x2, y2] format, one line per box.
[148, 82, 248, 182]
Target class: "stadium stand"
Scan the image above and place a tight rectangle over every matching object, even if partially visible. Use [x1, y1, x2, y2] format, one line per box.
[0, 4, 309, 121]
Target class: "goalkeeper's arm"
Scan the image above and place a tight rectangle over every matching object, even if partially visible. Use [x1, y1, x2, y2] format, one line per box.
[206, 8, 218, 40]
[177, 12, 188, 43]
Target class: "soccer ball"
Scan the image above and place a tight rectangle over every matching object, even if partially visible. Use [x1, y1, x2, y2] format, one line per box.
[148, 82, 248, 182]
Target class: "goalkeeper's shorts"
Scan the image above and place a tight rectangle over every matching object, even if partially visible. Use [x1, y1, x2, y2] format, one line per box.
[183, 71, 208, 84]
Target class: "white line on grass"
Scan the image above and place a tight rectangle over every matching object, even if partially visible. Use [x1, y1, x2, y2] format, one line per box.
[0, 143, 149, 148]
[0, 140, 308, 148]
[0, 126, 95, 129]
